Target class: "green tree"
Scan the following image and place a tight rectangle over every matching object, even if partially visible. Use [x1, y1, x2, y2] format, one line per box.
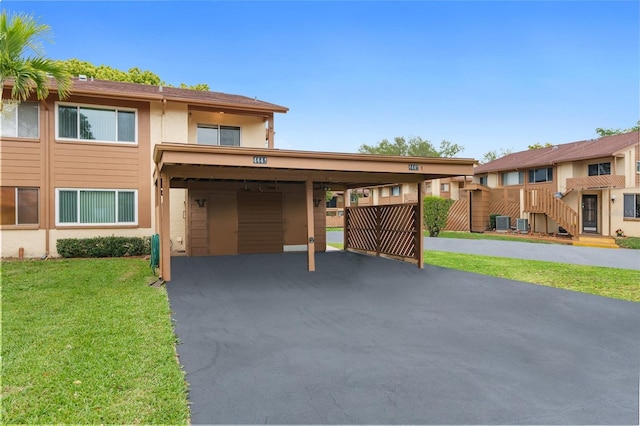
[358, 136, 464, 157]
[595, 120, 640, 137]
[481, 147, 512, 164]
[0, 11, 71, 110]
[528, 142, 553, 150]
[424, 196, 454, 237]
[57, 58, 210, 90]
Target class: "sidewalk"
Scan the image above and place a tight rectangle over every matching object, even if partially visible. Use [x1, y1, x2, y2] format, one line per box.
[326, 231, 639, 270]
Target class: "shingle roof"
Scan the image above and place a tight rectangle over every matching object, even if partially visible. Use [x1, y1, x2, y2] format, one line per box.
[474, 131, 640, 174]
[47, 78, 289, 113]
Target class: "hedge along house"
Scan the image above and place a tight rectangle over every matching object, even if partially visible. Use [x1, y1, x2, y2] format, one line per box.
[1, 78, 474, 280]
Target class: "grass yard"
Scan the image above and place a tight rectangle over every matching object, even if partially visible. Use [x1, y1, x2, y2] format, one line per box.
[616, 236, 640, 250]
[424, 230, 560, 244]
[1, 258, 189, 424]
[327, 243, 639, 302]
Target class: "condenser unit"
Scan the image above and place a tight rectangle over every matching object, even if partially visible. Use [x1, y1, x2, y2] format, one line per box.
[516, 218, 529, 233]
[496, 216, 510, 232]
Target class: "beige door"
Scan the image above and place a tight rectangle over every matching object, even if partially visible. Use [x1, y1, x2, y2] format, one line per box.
[237, 191, 283, 254]
[208, 192, 238, 255]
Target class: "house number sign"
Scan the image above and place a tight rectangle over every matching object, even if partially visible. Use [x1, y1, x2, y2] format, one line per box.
[253, 156, 268, 165]
[408, 164, 419, 171]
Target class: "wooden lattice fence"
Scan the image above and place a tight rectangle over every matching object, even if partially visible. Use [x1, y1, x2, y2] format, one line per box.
[345, 204, 419, 263]
[445, 199, 469, 231]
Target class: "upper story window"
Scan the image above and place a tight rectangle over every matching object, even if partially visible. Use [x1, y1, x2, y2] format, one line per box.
[56, 188, 137, 226]
[636, 161, 640, 173]
[528, 167, 553, 183]
[197, 124, 240, 146]
[502, 171, 524, 186]
[588, 162, 611, 176]
[57, 103, 137, 144]
[623, 194, 640, 219]
[441, 183, 450, 191]
[0, 101, 39, 139]
[391, 186, 401, 196]
[1, 187, 39, 225]
[478, 176, 487, 186]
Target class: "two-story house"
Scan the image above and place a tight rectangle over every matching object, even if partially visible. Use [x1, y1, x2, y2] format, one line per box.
[472, 131, 640, 238]
[1, 78, 475, 279]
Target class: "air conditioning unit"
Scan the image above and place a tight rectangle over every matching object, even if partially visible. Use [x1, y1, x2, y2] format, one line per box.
[516, 218, 529, 233]
[496, 216, 510, 232]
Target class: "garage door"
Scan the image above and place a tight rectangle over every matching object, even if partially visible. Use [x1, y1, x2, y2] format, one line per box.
[237, 192, 283, 254]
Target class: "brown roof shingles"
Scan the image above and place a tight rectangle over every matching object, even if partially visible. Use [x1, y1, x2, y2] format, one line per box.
[475, 131, 640, 174]
[44, 78, 289, 113]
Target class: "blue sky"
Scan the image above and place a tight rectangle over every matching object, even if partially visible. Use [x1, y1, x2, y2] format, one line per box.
[4, 1, 639, 160]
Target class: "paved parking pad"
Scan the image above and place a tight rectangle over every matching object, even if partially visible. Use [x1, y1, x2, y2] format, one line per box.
[167, 252, 639, 424]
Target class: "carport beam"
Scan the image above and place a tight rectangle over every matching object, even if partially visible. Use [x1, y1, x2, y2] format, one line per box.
[306, 179, 315, 271]
[417, 181, 424, 269]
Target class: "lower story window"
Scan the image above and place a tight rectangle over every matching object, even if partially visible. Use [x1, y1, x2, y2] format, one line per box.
[0, 187, 39, 225]
[441, 183, 450, 191]
[623, 194, 640, 219]
[56, 189, 137, 225]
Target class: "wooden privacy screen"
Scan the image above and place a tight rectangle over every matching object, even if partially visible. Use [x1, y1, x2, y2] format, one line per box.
[345, 204, 419, 263]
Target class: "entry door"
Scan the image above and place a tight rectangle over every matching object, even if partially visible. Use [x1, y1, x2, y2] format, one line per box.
[582, 195, 597, 233]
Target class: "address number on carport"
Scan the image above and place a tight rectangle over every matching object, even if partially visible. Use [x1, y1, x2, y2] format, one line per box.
[253, 156, 268, 165]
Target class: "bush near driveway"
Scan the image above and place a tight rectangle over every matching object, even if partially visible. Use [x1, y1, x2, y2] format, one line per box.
[1, 258, 189, 424]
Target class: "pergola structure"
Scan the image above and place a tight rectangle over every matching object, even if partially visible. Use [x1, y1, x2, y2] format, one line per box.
[154, 143, 475, 281]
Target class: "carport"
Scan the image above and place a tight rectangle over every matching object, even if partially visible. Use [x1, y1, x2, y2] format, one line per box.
[153, 144, 475, 281]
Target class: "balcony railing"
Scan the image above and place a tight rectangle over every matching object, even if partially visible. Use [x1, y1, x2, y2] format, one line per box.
[566, 174, 625, 190]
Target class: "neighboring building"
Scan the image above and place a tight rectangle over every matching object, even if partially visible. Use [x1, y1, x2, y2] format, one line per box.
[470, 131, 640, 237]
[1, 78, 475, 279]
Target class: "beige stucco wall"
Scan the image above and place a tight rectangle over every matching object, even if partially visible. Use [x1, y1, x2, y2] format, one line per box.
[170, 188, 186, 252]
[620, 146, 636, 187]
[430, 179, 441, 197]
[188, 111, 266, 147]
[487, 173, 499, 188]
[163, 103, 189, 143]
[611, 187, 640, 237]
[556, 163, 573, 193]
[450, 181, 460, 200]
[1, 229, 47, 258]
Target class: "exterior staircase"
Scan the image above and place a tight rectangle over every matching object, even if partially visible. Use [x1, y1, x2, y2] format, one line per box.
[524, 188, 578, 236]
[573, 235, 619, 249]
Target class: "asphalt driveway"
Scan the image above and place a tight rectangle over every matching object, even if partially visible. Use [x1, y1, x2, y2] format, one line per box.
[167, 252, 639, 424]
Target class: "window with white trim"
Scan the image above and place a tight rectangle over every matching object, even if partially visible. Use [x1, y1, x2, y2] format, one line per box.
[391, 186, 401, 196]
[197, 124, 240, 146]
[623, 194, 640, 219]
[1, 187, 39, 225]
[441, 183, 450, 191]
[502, 171, 524, 186]
[588, 162, 611, 176]
[636, 161, 640, 173]
[0, 101, 39, 139]
[528, 167, 553, 183]
[57, 103, 136, 143]
[56, 189, 137, 225]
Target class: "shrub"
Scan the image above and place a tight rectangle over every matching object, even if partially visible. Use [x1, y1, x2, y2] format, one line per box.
[424, 196, 454, 237]
[57, 236, 151, 258]
[489, 213, 500, 230]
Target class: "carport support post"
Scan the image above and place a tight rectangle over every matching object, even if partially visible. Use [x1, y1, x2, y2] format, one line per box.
[417, 181, 424, 269]
[160, 172, 171, 281]
[306, 179, 316, 271]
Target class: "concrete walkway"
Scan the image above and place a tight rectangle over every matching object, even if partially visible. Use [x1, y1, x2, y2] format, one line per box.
[327, 231, 640, 270]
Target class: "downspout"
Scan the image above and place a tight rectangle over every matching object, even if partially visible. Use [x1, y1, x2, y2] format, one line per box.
[42, 99, 51, 257]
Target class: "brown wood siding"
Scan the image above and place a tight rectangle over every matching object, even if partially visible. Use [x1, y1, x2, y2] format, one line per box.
[237, 191, 283, 254]
[284, 192, 307, 246]
[471, 190, 490, 232]
[46, 96, 151, 228]
[188, 191, 208, 256]
[0, 141, 42, 187]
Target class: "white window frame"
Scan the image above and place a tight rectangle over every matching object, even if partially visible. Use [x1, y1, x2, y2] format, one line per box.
[391, 186, 401, 196]
[623, 193, 640, 219]
[441, 183, 450, 192]
[55, 188, 138, 226]
[636, 161, 640, 174]
[0, 101, 40, 139]
[196, 124, 241, 146]
[502, 171, 524, 186]
[55, 102, 138, 144]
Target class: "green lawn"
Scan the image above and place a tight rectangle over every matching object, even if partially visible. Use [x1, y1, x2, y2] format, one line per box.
[424, 230, 560, 244]
[1, 258, 189, 424]
[328, 243, 639, 302]
[616, 236, 640, 250]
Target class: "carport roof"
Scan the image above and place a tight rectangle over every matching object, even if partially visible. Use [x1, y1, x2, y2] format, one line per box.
[154, 143, 476, 189]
